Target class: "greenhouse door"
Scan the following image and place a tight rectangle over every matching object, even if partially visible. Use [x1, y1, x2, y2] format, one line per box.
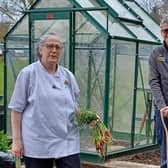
[28, 8, 109, 73]
[29, 10, 73, 70]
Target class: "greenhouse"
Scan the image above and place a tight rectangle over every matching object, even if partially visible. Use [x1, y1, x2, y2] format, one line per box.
[3, 0, 162, 162]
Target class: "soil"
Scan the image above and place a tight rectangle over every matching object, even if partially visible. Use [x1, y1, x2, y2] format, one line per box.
[113, 149, 160, 165]
[81, 150, 161, 168]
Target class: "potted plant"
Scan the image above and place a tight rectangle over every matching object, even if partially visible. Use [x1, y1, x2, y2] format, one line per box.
[0, 130, 15, 168]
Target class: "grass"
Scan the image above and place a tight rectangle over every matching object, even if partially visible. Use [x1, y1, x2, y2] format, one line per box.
[0, 57, 28, 104]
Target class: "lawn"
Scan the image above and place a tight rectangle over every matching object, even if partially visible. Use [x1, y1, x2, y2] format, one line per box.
[0, 57, 28, 105]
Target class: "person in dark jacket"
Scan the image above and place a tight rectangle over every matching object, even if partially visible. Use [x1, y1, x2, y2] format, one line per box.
[149, 17, 168, 168]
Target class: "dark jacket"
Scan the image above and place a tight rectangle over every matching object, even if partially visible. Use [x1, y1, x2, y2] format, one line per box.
[149, 43, 168, 110]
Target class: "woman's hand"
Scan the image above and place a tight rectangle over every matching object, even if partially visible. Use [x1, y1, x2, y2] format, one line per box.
[11, 139, 24, 157]
[11, 110, 23, 157]
[89, 115, 100, 127]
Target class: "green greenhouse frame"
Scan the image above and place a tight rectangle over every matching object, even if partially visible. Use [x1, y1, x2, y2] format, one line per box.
[2, 0, 162, 162]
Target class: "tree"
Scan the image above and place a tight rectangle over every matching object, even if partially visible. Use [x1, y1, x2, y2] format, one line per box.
[0, 0, 36, 41]
[0, 23, 10, 42]
[158, 0, 168, 19]
[138, 0, 162, 12]
[137, 0, 162, 22]
[137, 0, 168, 23]
[0, 0, 35, 23]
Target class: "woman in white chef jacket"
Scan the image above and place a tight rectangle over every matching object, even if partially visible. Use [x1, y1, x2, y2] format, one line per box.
[9, 33, 81, 168]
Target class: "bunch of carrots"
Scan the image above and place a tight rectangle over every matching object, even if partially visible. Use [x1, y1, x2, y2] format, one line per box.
[75, 109, 112, 157]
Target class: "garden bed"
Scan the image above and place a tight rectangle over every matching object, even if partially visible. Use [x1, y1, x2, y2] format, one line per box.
[81, 150, 160, 168]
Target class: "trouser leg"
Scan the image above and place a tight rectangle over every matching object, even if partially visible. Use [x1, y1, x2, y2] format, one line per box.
[155, 108, 168, 168]
[23, 156, 53, 168]
[55, 153, 81, 168]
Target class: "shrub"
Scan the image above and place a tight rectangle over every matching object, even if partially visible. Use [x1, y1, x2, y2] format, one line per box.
[0, 130, 11, 152]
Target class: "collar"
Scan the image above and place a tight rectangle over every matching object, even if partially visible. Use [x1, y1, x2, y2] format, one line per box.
[37, 60, 60, 77]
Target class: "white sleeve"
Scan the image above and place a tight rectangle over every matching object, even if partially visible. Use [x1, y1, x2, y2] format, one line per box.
[8, 69, 29, 112]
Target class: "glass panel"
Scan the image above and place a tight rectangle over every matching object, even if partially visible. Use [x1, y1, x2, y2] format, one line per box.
[6, 49, 29, 133]
[33, 20, 69, 40]
[125, 1, 162, 41]
[123, 22, 157, 42]
[8, 15, 28, 39]
[135, 90, 154, 146]
[6, 36, 29, 49]
[134, 44, 157, 146]
[6, 15, 29, 133]
[74, 11, 106, 154]
[35, 0, 72, 8]
[109, 40, 136, 151]
[108, 22, 132, 38]
[104, 0, 139, 21]
[32, 20, 69, 67]
[137, 44, 156, 89]
[74, 0, 134, 38]
[73, 12, 100, 43]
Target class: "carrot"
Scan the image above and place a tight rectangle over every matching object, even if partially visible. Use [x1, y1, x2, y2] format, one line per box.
[74, 109, 112, 157]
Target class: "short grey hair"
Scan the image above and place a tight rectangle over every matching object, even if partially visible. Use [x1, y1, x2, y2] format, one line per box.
[160, 16, 168, 28]
[36, 33, 63, 58]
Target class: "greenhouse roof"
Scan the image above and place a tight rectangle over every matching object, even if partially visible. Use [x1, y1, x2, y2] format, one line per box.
[71, 0, 161, 43]
[5, 0, 161, 44]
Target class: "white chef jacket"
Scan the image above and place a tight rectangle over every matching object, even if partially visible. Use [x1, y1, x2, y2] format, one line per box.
[8, 60, 80, 158]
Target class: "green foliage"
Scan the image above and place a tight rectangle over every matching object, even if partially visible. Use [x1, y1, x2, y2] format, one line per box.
[75, 109, 98, 127]
[0, 130, 11, 152]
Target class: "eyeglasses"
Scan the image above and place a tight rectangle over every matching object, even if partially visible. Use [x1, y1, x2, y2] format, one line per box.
[43, 44, 63, 51]
[161, 29, 168, 34]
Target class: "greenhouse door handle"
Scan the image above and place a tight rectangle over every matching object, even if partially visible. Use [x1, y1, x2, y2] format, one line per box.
[161, 112, 168, 168]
